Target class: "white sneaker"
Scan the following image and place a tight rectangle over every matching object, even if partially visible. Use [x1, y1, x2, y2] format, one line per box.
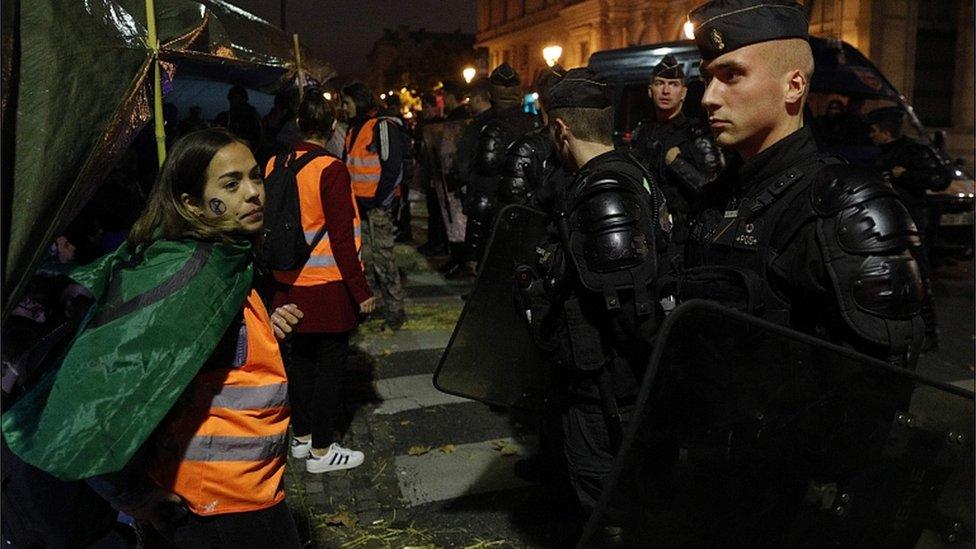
[290, 437, 312, 459]
[305, 443, 365, 473]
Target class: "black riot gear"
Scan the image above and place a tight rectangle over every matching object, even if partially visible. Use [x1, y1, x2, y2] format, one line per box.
[463, 106, 541, 260]
[875, 135, 951, 349]
[580, 299, 975, 548]
[497, 127, 570, 213]
[488, 147, 668, 525]
[631, 113, 722, 256]
[683, 126, 925, 367]
[557, 153, 665, 317]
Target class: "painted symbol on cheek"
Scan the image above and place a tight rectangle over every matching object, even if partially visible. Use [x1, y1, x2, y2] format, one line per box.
[209, 198, 227, 216]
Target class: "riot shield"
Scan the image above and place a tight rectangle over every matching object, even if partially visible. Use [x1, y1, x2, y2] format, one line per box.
[434, 204, 551, 411]
[580, 300, 974, 548]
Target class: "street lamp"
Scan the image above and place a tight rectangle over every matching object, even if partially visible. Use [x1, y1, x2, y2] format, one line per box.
[462, 66, 476, 84]
[323, 91, 332, 101]
[683, 21, 695, 40]
[543, 45, 562, 67]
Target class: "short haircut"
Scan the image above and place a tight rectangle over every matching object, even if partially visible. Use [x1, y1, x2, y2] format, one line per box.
[548, 106, 614, 145]
[298, 87, 336, 136]
[341, 81, 375, 114]
[870, 118, 903, 138]
[763, 38, 814, 84]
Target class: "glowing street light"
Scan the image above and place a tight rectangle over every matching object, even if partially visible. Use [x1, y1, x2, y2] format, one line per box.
[543, 45, 562, 67]
[683, 21, 695, 40]
[462, 66, 476, 84]
[323, 91, 332, 101]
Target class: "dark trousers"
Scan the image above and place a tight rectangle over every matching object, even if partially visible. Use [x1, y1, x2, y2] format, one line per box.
[562, 406, 636, 525]
[285, 331, 350, 448]
[425, 186, 447, 251]
[153, 500, 300, 549]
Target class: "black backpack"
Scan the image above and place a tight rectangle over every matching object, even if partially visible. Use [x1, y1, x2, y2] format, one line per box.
[259, 149, 333, 271]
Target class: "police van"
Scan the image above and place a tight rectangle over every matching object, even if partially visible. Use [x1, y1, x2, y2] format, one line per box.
[588, 37, 974, 259]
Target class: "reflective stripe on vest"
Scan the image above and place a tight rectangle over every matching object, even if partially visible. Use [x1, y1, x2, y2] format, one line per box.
[266, 152, 364, 287]
[344, 118, 382, 199]
[149, 290, 289, 516]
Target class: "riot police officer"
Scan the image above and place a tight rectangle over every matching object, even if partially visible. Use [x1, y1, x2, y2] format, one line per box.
[683, 0, 925, 365]
[631, 55, 723, 255]
[462, 63, 541, 268]
[496, 66, 568, 213]
[866, 106, 950, 351]
[517, 68, 667, 536]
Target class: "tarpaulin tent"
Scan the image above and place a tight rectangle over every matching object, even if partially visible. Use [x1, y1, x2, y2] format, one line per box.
[1, 0, 334, 316]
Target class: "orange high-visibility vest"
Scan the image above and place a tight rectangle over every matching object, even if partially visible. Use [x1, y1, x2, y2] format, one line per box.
[344, 118, 382, 199]
[148, 290, 289, 516]
[265, 152, 363, 287]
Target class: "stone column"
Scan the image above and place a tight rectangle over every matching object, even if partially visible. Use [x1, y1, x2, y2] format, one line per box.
[867, 0, 919, 101]
[951, 0, 974, 131]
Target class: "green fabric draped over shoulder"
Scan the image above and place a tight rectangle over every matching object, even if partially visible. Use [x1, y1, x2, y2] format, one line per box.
[2, 238, 254, 480]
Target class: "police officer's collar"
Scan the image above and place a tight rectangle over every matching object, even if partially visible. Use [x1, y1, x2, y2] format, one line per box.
[737, 126, 817, 187]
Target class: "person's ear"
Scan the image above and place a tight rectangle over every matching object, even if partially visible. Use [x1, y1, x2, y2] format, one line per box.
[553, 117, 571, 144]
[785, 69, 807, 105]
[181, 192, 204, 217]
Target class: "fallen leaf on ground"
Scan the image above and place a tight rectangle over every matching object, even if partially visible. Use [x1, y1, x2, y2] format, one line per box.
[407, 445, 431, 456]
[439, 444, 456, 454]
[321, 509, 358, 528]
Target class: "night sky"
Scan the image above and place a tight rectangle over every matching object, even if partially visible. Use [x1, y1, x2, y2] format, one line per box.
[228, 1, 477, 79]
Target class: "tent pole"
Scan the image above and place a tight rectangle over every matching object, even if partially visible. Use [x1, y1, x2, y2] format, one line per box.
[146, 0, 166, 167]
[293, 33, 304, 101]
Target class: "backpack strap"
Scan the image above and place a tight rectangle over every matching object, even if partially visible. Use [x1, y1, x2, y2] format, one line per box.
[281, 149, 336, 249]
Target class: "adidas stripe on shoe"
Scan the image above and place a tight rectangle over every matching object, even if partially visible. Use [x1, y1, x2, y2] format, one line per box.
[305, 443, 365, 474]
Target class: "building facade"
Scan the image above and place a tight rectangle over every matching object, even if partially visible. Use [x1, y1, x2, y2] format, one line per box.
[477, 0, 974, 167]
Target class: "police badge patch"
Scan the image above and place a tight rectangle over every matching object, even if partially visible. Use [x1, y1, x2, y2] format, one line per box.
[710, 28, 725, 50]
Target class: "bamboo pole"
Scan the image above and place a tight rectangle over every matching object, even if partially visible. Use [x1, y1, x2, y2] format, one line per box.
[293, 33, 305, 101]
[146, 0, 166, 167]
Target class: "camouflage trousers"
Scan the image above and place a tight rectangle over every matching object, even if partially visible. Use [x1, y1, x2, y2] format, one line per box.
[361, 207, 405, 323]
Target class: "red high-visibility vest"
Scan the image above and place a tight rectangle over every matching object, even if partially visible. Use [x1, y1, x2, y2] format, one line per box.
[344, 118, 382, 199]
[148, 290, 289, 516]
[264, 152, 363, 286]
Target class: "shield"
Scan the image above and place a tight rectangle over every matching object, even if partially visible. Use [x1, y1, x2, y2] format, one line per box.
[420, 119, 469, 243]
[579, 299, 974, 548]
[434, 204, 551, 411]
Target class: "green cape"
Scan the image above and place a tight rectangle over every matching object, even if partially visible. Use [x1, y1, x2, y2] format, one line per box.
[2, 239, 254, 480]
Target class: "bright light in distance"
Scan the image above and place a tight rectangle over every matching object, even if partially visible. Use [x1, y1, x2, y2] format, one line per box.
[380, 93, 386, 100]
[543, 45, 562, 67]
[323, 92, 332, 101]
[462, 66, 476, 84]
[683, 21, 695, 39]
[651, 47, 672, 56]
[531, 92, 539, 100]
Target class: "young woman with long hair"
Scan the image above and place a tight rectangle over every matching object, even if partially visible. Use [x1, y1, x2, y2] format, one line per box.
[4, 128, 304, 547]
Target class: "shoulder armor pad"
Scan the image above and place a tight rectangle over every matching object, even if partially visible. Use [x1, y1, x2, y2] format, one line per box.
[835, 194, 920, 254]
[811, 163, 897, 215]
